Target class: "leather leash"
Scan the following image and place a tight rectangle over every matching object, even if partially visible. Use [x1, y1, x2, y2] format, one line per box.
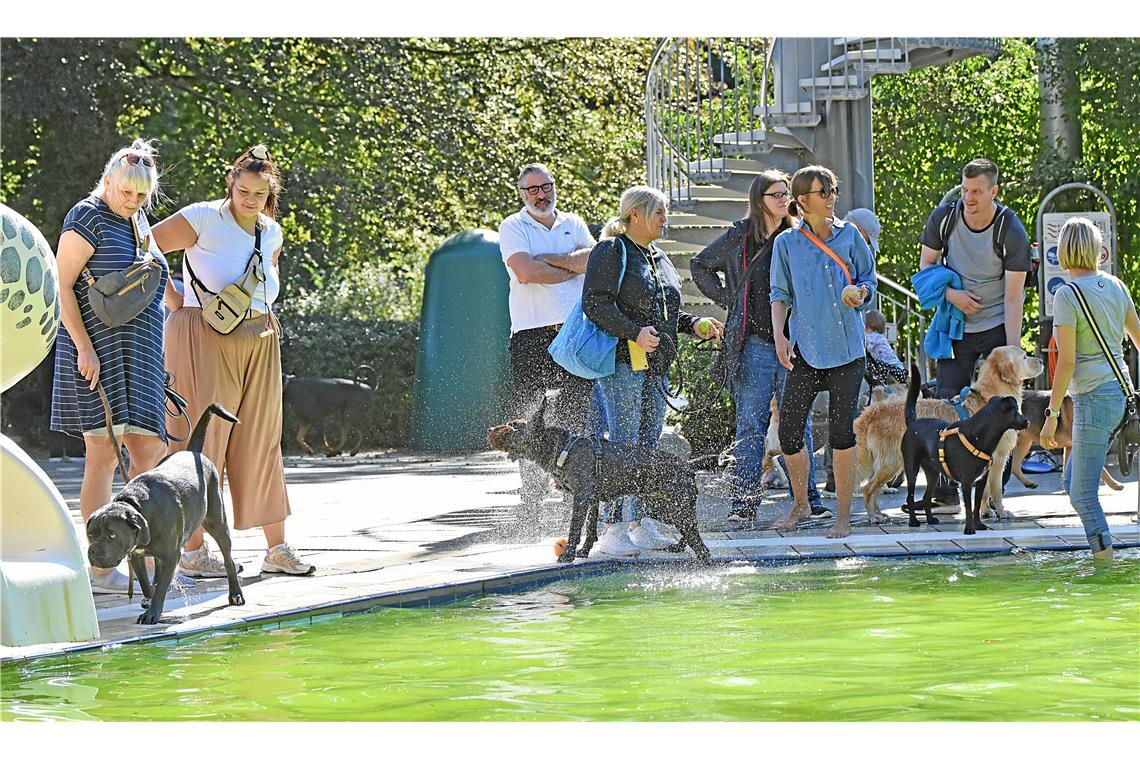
[95, 380, 135, 601]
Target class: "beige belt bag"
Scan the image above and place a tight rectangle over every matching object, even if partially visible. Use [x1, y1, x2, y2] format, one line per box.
[186, 223, 266, 335]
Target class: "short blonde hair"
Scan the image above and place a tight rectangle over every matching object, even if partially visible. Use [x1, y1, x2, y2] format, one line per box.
[601, 186, 668, 239]
[91, 138, 162, 212]
[1058, 216, 1103, 271]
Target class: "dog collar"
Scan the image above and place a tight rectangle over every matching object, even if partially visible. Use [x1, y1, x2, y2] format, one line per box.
[555, 437, 575, 470]
[938, 426, 991, 480]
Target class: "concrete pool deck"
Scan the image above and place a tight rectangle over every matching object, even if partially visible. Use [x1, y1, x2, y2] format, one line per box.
[3, 448, 1138, 663]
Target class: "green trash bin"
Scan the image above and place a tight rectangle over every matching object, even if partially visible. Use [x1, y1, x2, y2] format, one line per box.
[409, 230, 512, 450]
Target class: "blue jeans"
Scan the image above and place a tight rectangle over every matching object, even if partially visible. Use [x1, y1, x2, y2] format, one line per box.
[591, 362, 667, 523]
[732, 336, 820, 508]
[1063, 381, 1125, 553]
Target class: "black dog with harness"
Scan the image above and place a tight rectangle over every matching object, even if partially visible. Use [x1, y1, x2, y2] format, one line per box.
[901, 365, 1028, 534]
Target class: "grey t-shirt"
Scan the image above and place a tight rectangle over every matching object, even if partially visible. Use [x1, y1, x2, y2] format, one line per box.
[1052, 272, 1134, 394]
[920, 203, 1030, 333]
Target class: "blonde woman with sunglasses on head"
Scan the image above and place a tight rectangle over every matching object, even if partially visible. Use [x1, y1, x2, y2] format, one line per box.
[51, 139, 172, 594]
[1041, 217, 1140, 564]
[154, 145, 313, 578]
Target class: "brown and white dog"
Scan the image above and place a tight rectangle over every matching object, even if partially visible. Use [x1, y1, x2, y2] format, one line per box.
[852, 346, 1044, 523]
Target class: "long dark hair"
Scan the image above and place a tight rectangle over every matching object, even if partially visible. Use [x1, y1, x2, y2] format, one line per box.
[225, 144, 283, 219]
[746, 169, 793, 248]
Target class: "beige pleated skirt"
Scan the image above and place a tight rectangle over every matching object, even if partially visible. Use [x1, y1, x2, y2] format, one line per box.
[164, 307, 290, 530]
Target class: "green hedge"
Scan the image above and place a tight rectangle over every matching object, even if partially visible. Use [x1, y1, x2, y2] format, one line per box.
[278, 315, 419, 450]
[667, 337, 736, 458]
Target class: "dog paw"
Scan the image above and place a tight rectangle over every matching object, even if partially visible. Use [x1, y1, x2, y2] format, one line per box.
[230, 593, 246, 606]
[929, 516, 940, 525]
[136, 610, 162, 625]
[664, 541, 686, 553]
[556, 553, 575, 564]
[1024, 481, 1039, 489]
[881, 486, 898, 494]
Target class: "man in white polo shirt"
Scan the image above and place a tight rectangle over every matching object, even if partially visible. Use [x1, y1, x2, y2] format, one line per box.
[498, 162, 596, 520]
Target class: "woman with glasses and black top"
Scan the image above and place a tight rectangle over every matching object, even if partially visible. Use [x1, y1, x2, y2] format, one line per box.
[52, 139, 171, 594]
[581, 185, 723, 557]
[1041, 217, 1140, 564]
[690, 170, 829, 524]
[154, 145, 314, 578]
[770, 165, 877, 539]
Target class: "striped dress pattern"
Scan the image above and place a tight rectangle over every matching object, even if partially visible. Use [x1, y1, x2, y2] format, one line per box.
[51, 196, 170, 439]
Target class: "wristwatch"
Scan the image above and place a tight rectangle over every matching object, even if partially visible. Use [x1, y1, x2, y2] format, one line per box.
[1044, 407, 1061, 420]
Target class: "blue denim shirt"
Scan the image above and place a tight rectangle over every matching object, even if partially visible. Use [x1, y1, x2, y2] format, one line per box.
[770, 218, 877, 369]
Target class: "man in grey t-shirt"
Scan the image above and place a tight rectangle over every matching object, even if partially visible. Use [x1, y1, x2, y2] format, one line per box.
[919, 158, 1031, 398]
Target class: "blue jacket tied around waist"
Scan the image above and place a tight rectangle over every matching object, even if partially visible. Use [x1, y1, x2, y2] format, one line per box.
[911, 265, 965, 361]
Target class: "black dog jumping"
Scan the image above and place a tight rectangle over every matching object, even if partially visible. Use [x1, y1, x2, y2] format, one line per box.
[86, 404, 244, 624]
[901, 365, 1028, 534]
[487, 398, 710, 564]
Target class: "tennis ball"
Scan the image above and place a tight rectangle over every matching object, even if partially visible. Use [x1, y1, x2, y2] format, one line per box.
[553, 538, 569, 558]
[842, 284, 862, 303]
[697, 317, 713, 334]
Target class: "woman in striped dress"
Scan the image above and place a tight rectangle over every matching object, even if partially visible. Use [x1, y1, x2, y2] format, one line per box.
[52, 139, 170, 594]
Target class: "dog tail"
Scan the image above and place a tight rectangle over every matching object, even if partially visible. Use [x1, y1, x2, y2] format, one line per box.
[905, 364, 921, 426]
[354, 364, 379, 392]
[187, 404, 240, 453]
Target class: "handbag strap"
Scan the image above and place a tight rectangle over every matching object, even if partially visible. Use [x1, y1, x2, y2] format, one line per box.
[1066, 281, 1136, 398]
[799, 225, 854, 285]
[82, 211, 153, 287]
[184, 221, 263, 301]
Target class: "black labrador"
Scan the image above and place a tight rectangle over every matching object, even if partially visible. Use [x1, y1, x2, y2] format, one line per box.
[86, 404, 245, 624]
[901, 365, 1029, 535]
[487, 397, 710, 564]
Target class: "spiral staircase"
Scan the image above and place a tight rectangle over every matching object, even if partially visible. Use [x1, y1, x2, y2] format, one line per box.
[646, 37, 1002, 369]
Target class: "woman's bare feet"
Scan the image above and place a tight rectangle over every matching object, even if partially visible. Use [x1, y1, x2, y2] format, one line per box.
[826, 519, 852, 539]
[774, 502, 810, 532]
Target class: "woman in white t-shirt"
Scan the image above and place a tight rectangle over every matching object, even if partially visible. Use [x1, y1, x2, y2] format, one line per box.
[154, 145, 314, 577]
[1041, 217, 1140, 564]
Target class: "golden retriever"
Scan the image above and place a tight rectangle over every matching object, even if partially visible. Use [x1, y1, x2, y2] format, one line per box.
[853, 346, 1044, 522]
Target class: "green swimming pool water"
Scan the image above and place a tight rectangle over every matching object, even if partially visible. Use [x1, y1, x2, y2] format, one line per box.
[3, 549, 1138, 721]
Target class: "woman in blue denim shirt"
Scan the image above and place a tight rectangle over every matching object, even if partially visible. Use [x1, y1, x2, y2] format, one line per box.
[1041, 217, 1140, 564]
[582, 186, 722, 556]
[770, 165, 877, 539]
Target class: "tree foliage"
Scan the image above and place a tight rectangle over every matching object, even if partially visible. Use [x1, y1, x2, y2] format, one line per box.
[2, 37, 655, 321]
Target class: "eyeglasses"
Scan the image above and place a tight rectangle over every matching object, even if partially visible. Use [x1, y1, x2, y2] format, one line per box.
[805, 187, 839, 199]
[123, 153, 155, 168]
[519, 182, 555, 196]
[762, 191, 791, 199]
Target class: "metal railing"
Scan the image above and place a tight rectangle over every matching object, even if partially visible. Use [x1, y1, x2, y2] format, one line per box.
[874, 273, 931, 382]
[646, 38, 773, 208]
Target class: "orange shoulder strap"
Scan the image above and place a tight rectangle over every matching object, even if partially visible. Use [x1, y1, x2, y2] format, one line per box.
[800, 226, 854, 286]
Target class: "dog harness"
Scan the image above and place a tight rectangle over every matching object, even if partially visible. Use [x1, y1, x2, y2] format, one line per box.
[553, 435, 602, 478]
[937, 426, 991, 480]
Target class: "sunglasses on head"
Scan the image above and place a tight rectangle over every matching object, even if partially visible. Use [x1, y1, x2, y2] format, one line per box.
[123, 153, 155, 168]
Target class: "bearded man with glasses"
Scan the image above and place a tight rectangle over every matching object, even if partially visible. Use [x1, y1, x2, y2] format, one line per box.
[497, 163, 596, 528]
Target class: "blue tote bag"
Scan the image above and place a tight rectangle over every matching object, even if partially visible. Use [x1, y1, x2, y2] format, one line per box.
[548, 238, 627, 379]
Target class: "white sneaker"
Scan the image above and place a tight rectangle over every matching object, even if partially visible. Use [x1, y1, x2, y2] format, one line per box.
[88, 567, 132, 594]
[628, 518, 675, 550]
[592, 523, 640, 557]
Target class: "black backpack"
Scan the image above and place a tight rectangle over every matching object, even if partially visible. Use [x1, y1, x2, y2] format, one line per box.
[931, 199, 1037, 289]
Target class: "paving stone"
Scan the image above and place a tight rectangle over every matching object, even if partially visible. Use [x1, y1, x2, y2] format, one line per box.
[949, 536, 1015, 553]
[790, 543, 854, 559]
[897, 538, 962, 555]
[1006, 535, 1073, 550]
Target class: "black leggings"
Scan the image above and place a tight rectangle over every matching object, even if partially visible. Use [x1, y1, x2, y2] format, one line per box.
[778, 355, 865, 453]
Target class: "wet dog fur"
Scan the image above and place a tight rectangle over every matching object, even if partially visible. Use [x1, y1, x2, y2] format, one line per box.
[85, 404, 244, 624]
[852, 346, 1044, 523]
[487, 398, 710, 564]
